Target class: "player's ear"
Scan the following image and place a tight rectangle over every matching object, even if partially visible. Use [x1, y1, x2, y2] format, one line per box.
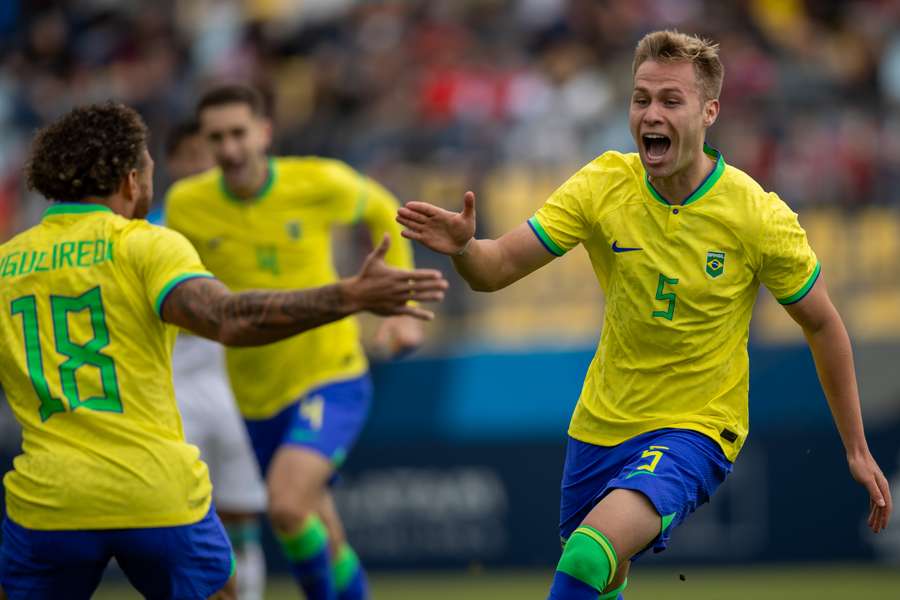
[703, 98, 720, 128]
[260, 117, 273, 148]
[121, 168, 140, 201]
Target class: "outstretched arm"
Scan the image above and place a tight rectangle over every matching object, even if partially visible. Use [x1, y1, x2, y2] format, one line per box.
[783, 276, 892, 533]
[161, 236, 447, 347]
[397, 191, 554, 292]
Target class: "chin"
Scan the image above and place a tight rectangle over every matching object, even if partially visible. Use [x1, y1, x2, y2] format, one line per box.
[641, 159, 671, 179]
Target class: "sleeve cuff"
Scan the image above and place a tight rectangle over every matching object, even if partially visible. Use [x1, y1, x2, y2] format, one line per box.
[777, 262, 821, 305]
[154, 272, 215, 317]
[527, 216, 566, 257]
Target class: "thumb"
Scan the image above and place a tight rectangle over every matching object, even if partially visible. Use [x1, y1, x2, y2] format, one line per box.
[372, 233, 390, 260]
[462, 191, 476, 219]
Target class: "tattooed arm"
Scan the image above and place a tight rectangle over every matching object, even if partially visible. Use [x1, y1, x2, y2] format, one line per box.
[161, 236, 448, 347]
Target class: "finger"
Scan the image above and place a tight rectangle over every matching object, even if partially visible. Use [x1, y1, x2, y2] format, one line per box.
[399, 268, 447, 281]
[403, 279, 450, 298]
[877, 473, 892, 530]
[404, 290, 445, 303]
[877, 471, 893, 511]
[878, 506, 889, 532]
[411, 283, 449, 295]
[394, 305, 435, 320]
[400, 229, 425, 242]
[396, 217, 425, 233]
[404, 201, 440, 217]
[872, 504, 885, 533]
[371, 233, 390, 260]
[397, 207, 429, 224]
[863, 476, 886, 509]
[395, 215, 423, 230]
[462, 191, 476, 218]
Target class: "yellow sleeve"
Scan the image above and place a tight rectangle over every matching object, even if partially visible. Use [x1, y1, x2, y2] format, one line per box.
[529, 165, 594, 256]
[121, 222, 214, 317]
[163, 182, 195, 243]
[758, 193, 820, 305]
[328, 161, 415, 269]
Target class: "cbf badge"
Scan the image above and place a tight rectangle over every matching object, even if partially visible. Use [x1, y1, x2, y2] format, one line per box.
[706, 250, 725, 278]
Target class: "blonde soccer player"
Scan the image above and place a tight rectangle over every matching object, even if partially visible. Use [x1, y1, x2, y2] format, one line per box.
[397, 30, 892, 600]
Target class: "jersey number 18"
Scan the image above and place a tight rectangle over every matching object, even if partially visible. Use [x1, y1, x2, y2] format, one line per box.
[11, 286, 122, 422]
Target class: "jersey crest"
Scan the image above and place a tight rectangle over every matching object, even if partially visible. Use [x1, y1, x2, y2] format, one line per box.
[706, 250, 725, 278]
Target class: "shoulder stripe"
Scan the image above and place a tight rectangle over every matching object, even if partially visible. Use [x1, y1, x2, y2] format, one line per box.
[777, 262, 821, 305]
[527, 216, 566, 257]
[154, 272, 215, 317]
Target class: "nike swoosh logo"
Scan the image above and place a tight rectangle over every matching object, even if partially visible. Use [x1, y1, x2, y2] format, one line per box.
[612, 240, 642, 253]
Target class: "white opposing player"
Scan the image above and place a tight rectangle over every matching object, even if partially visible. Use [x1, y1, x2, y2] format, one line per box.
[155, 120, 268, 600]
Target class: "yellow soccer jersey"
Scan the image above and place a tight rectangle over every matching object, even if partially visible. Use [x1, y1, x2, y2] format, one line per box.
[0, 203, 214, 530]
[529, 147, 819, 462]
[165, 156, 415, 419]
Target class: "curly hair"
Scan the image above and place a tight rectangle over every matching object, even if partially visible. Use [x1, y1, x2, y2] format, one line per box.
[25, 102, 148, 202]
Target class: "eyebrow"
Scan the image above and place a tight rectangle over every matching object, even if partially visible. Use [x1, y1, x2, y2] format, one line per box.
[633, 85, 687, 95]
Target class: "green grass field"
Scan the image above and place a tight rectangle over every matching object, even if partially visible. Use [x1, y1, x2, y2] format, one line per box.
[92, 564, 900, 599]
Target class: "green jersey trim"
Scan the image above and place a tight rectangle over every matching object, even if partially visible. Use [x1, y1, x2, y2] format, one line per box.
[644, 144, 725, 207]
[220, 157, 277, 204]
[43, 203, 113, 219]
[154, 272, 215, 317]
[527, 216, 566, 257]
[777, 262, 821, 305]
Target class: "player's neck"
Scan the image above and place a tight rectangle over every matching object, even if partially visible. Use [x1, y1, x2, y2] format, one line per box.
[223, 157, 270, 201]
[648, 150, 716, 206]
[80, 195, 130, 218]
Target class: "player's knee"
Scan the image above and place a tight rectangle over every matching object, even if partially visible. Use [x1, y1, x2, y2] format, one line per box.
[267, 498, 313, 535]
[556, 526, 618, 592]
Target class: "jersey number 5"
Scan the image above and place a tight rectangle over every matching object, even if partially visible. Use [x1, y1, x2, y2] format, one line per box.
[652, 273, 679, 321]
[11, 287, 122, 422]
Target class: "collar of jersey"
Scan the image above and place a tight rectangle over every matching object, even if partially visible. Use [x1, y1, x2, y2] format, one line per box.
[220, 157, 277, 204]
[644, 144, 724, 207]
[42, 202, 113, 219]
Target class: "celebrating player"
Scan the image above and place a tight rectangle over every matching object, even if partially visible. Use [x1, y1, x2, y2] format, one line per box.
[166, 84, 424, 600]
[161, 121, 269, 600]
[0, 102, 446, 600]
[397, 30, 892, 600]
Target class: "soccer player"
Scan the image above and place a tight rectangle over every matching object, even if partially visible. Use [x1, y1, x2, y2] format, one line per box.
[165, 84, 424, 600]
[0, 102, 447, 600]
[397, 30, 893, 599]
[162, 121, 268, 600]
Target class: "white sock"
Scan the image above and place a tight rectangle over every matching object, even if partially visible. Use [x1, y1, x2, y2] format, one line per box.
[235, 539, 266, 600]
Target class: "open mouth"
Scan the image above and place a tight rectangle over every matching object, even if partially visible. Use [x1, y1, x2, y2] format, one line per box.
[642, 133, 671, 161]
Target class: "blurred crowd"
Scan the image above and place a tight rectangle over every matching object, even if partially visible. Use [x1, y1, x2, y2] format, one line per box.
[1, 0, 899, 236]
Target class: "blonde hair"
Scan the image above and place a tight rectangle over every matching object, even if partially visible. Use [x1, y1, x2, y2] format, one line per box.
[633, 30, 724, 101]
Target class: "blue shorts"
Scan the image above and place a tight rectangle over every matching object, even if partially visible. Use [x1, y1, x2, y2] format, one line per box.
[560, 428, 732, 559]
[244, 374, 373, 476]
[0, 504, 234, 600]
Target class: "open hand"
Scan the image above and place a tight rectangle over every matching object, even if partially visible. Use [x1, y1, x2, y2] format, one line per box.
[848, 450, 892, 533]
[348, 234, 448, 320]
[396, 191, 477, 256]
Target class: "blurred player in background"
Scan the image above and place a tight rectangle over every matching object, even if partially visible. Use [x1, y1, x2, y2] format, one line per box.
[0, 102, 447, 600]
[398, 30, 893, 600]
[166, 84, 424, 600]
[161, 121, 268, 600]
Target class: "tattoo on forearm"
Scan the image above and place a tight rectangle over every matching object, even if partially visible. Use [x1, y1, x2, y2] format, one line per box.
[163, 278, 348, 345]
